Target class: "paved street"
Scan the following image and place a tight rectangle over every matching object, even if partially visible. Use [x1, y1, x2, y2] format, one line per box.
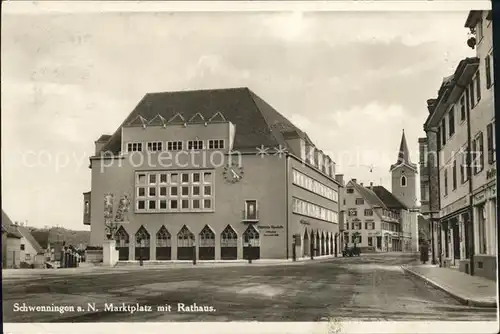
[2, 254, 497, 322]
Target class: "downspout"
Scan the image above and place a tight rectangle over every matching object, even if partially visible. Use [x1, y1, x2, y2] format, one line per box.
[285, 154, 289, 260]
[456, 81, 475, 276]
[464, 85, 475, 276]
[425, 132, 436, 264]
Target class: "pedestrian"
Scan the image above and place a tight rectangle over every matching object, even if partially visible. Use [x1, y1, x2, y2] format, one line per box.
[420, 241, 429, 264]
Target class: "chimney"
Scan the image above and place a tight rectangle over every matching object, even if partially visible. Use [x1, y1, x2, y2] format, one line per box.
[370, 182, 373, 189]
[360, 182, 364, 187]
[426, 99, 437, 114]
[352, 178, 357, 183]
[335, 174, 344, 186]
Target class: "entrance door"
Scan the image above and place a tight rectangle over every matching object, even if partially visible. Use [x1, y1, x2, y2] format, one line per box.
[243, 224, 260, 260]
[177, 225, 195, 260]
[115, 226, 130, 261]
[376, 236, 382, 249]
[303, 229, 310, 257]
[199, 225, 215, 260]
[156, 226, 172, 260]
[221, 225, 238, 260]
[135, 225, 151, 261]
[453, 222, 460, 260]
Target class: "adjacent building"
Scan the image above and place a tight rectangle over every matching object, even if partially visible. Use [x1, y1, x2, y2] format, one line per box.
[84, 87, 343, 260]
[422, 10, 495, 280]
[2, 210, 22, 269]
[342, 131, 418, 252]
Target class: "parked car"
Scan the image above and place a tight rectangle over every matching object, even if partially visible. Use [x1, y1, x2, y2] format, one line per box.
[342, 246, 361, 257]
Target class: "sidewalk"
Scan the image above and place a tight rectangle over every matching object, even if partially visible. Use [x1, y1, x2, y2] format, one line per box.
[401, 264, 498, 308]
[2, 255, 343, 280]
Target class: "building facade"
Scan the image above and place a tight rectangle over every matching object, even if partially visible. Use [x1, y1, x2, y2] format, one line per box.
[465, 10, 496, 280]
[2, 210, 22, 269]
[84, 88, 342, 261]
[422, 10, 495, 280]
[342, 179, 414, 252]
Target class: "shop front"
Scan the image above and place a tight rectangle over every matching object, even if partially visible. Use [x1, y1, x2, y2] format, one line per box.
[471, 181, 497, 281]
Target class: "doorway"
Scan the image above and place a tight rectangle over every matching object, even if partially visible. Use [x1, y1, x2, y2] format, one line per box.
[452, 220, 460, 260]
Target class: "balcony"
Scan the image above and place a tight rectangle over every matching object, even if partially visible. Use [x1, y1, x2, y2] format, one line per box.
[242, 210, 259, 223]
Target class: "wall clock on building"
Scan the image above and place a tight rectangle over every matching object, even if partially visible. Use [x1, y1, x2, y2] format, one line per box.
[223, 161, 244, 183]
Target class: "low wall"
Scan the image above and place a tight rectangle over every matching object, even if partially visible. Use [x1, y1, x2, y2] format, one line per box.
[85, 249, 103, 263]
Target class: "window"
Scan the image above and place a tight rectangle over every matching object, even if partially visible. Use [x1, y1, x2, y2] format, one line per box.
[465, 87, 470, 114]
[84, 201, 90, 214]
[460, 148, 469, 183]
[25, 254, 31, 261]
[346, 188, 354, 194]
[443, 169, 448, 196]
[470, 80, 476, 109]
[487, 123, 496, 164]
[127, 142, 143, 152]
[147, 141, 163, 152]
[459, 95, 466, 121]
[485, 53, 493, 89]
[348, 209, 357, 216]
[365, 221, 375, 230]
[167, 141, 183, 151]
[355, 198, 364, 205]
[245, 200, 258, 220]
[452, 160, 457, 190]
[20, 244, 25, 251]
[291, 169, 338, 202]
[364, 209, 373, 216]
[352, 220, 361, 230]
[473, 132, 484, 174]
[368, 237, 373, 247]
[441, 119, 446, 146]
[135, 171, 214, 213]
[187, 140, 204, 150]
[478, 204, 487, 254]
[476, 70, 481, 102]
[292, 198, 338, 223]
[344, 233, 349, 244]
[448, 107, 455, 136]
[208, 139, 225, 149]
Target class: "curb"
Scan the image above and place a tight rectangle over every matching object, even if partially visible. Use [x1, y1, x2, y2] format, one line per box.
[401, 265, 497, 308]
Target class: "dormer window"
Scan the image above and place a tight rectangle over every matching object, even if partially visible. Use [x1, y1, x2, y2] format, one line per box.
[127, 142, 143, 152]
[167, 141, 183, 151]
[147, 141, 163, 152]
[188, 140, 204, 150]
[208, 139, 224, 149]
[401, 175, 407, 187]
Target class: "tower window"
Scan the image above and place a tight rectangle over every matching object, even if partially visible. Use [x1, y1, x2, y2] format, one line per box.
[401, 175, 407, 187]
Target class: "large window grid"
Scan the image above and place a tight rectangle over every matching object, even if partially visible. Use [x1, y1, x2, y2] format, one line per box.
[292, 169, 339, 202]
[292, 197, 338, 223]
[135, 170, 214, 213]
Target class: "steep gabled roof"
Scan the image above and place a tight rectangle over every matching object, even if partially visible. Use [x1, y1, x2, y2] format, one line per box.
[371, 186, 408, 210]
[1, 211, 22, 238]
[390, 130, 418, 172]
[16, 225, 45, 254]
[346, 180, 387, 220]
[99, 87, 314, 155]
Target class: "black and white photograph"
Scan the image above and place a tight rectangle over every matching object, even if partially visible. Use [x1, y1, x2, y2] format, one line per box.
[1, 0, 498, 333]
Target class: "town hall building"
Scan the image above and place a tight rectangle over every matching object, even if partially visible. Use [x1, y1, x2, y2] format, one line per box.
[84, 87, 343, 261]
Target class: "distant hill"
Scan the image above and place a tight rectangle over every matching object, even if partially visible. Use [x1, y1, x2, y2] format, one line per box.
[28, 227, 90, 249]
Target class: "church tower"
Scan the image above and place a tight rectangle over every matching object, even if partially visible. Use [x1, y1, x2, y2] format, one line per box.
[390, 130, 418, 209]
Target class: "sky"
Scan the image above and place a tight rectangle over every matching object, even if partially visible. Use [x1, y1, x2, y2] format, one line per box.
[1, 6, 477, 230]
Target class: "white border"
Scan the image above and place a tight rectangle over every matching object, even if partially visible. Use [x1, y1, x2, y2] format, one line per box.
[2, 0, 491, 15]
[4, 321, 499, 333]
[3, 0, 498, 333]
